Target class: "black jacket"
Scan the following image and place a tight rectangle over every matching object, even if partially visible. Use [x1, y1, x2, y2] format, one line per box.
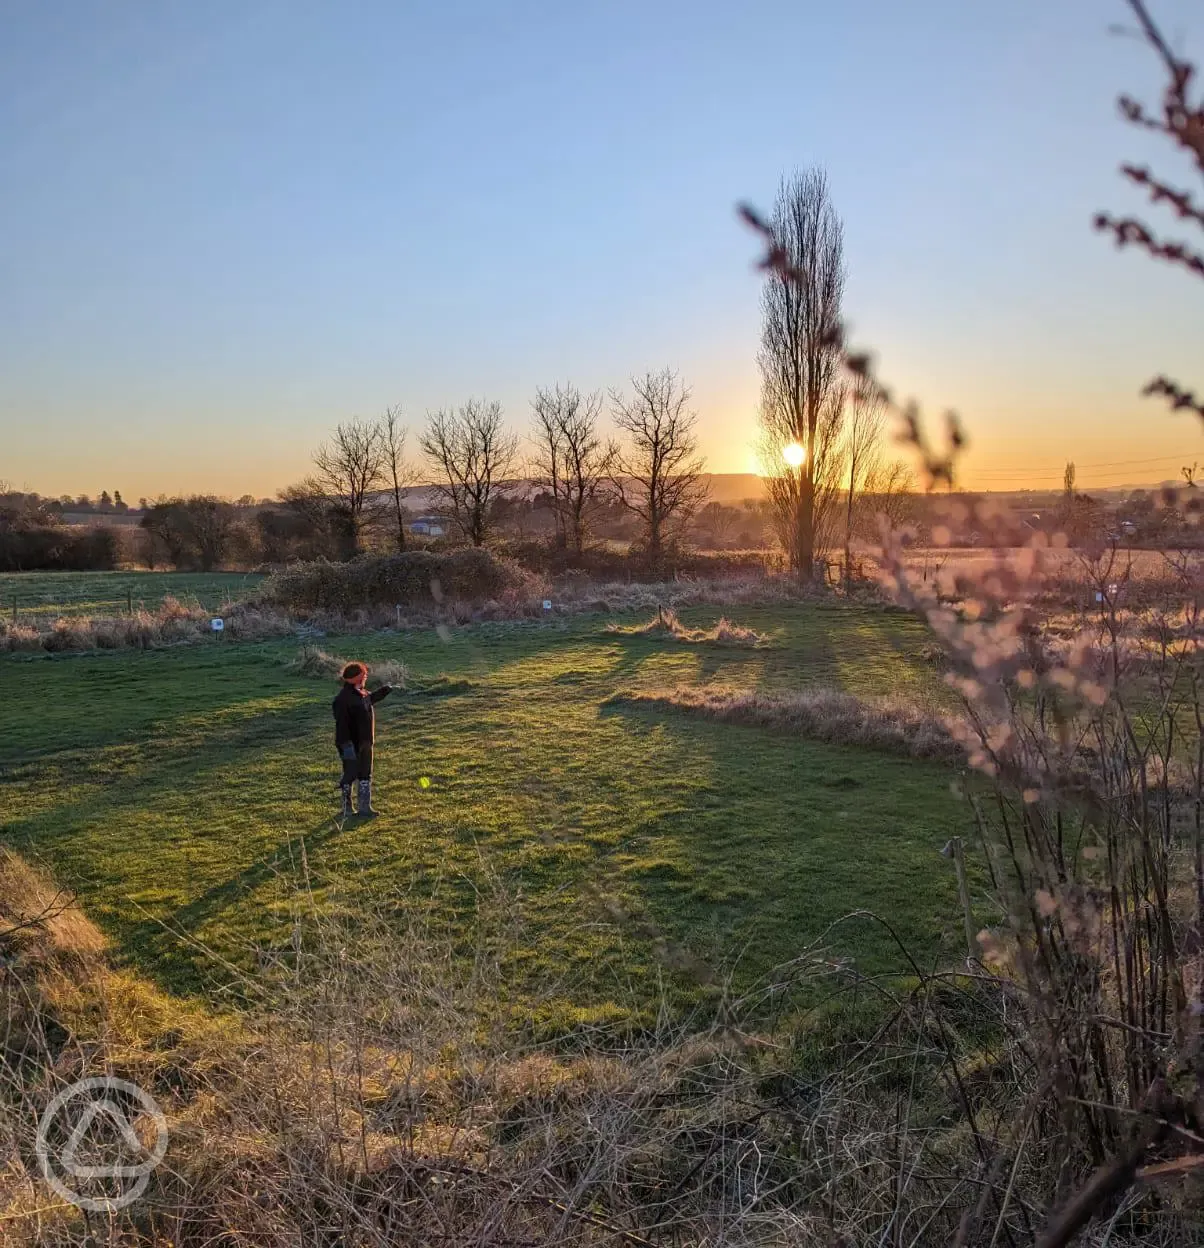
[333, 682, 392, 751]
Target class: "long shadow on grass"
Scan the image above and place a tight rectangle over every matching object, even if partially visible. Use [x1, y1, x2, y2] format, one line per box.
[0, 642, 309, 766]
[0, 699, 324, 848]
[116, 814, 352, 996]
[603, 628, 841, 695]
[598, 696, 968, 996]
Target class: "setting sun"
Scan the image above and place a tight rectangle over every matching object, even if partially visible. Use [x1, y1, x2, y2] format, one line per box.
[782, 442, 806, 468]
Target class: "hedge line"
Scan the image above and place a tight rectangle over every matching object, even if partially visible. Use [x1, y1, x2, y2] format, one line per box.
[261, 549, 524, 612]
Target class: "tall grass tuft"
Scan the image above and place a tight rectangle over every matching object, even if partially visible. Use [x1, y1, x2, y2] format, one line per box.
[286, 643, 408, 688]
[606, 606, 766, 646]
[611, 684, 962, 762]
[0, 597, 296, 654]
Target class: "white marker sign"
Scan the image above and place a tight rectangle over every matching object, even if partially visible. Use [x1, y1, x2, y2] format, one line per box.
[542, 600, 552, 611]
[210, 618, 225, 632]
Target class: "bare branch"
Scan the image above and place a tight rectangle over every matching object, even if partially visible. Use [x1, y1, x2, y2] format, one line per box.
[1142, 375, 1204, 418]
[380, 406, 416, 553]
[1092, 212, 1204, 279]
[420, 400, 519, 547]
[531, 384, 615, 555]
[1103, 0, 1204, 422]
[312, 418, 389, 557]
[1121, 163, 1204, 229]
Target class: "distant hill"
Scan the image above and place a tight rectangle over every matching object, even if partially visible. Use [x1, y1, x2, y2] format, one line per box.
[395, 473, 767, 513]
[699, 473, 767, 503]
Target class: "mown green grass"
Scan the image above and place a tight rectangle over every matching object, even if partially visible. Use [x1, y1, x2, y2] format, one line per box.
[0, 570, 263, 619]
[0, 602, 974, 1029]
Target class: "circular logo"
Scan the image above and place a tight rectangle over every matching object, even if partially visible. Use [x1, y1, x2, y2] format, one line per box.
[35, 1076, 168, 1212]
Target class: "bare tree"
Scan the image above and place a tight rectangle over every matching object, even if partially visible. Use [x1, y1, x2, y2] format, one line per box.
[757, 383, 846, 573]
[859, 459, 916, 536]
[757, 168, 845, 579]
[530, 384, 615, 555]
[610, 370, 708, 563]
[312, 418, 388, 557]
[695, 501, 738, 549]
[380, 406, 415, 553]
[274, 480, 344, 560]
[138, 496, 239, 570]
[841, 386, 886, 582]
[420, 400, 519, 547]
[531, 391, 568, 549]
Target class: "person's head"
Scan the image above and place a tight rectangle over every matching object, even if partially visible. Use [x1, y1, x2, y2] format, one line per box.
[341, 662, 368, 689]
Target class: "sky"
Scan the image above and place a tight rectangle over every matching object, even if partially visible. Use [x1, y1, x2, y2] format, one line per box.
[1, 0, 1201, 500]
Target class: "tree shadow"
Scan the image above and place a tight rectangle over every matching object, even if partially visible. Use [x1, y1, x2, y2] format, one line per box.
[597, 695, 969, 1001]
[1, 699, 323, 848]
[118, 813, 353, 996]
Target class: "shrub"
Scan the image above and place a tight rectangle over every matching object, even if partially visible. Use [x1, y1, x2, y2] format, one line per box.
[139, 496, 246, 571]
[0, 523, 121, 572]
[0, 621, 44, 651]
[262, 549, 526, 613]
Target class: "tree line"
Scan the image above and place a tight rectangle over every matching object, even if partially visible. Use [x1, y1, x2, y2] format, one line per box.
[268, 368, 709, 566]
[7, 166, 918, 576]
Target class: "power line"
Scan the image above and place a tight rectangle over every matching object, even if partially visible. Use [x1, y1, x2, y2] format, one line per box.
[970, 471, 1186, 483]
[968, 452, 1199, 480]
[1059, 452, 1198, 470]
[966, 476, 1187, 488]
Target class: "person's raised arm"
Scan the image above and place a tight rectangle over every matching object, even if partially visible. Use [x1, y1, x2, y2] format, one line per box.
[369, 684, 394, 704]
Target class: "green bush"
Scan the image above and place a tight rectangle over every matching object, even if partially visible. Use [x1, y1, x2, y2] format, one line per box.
[261, 549, 522, 612]
[0, 524, 120, 572]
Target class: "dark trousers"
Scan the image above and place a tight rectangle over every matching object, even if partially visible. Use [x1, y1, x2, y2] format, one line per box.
[338, 745, 373, 784]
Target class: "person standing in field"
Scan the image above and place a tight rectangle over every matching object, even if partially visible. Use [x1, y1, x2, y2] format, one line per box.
[333, 662, 394, 817]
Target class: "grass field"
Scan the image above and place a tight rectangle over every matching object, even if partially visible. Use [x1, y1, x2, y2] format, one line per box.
[0, 601, 972, 1031]
[0, 570, 264, 620]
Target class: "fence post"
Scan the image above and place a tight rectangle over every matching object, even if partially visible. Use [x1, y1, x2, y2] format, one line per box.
[942, 837, 976, 961]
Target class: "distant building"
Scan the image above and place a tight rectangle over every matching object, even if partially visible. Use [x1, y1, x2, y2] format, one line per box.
[409, 516, 446, 537]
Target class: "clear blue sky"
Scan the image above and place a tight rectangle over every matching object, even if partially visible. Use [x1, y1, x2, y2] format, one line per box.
[1, 0, 1201, 498]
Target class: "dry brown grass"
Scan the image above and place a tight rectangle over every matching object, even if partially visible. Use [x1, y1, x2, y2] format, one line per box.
[0, 848, 106, 964]
[4, 845, 1199, 1245]
[878, 545, 1204, 614]
[0, 596, 297, 654]
[605, 607, 766, 646]
[609, 684, 963, 763]
[0, 568, 857, 655]
[285, 643, 409, 688]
